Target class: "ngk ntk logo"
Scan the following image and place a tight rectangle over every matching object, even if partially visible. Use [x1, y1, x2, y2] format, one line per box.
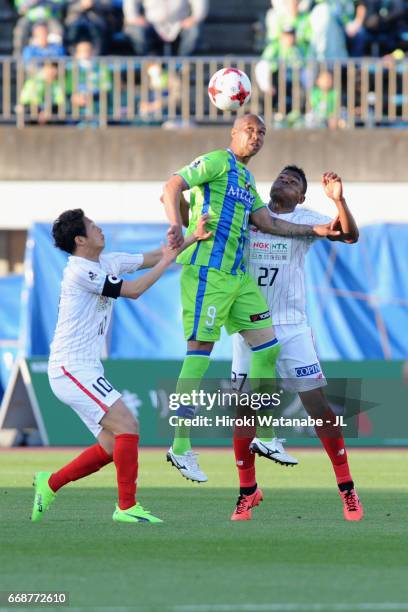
[250, 238, 291, 263]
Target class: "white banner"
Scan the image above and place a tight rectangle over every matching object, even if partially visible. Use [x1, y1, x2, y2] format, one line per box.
[1, 181, 407, 229]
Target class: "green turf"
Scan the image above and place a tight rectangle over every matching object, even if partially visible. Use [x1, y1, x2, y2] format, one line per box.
[0, 449, 408, 612]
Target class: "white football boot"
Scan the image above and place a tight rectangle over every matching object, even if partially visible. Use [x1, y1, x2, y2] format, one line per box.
[166, 448, 208, 482]
[249, 437, 298, 466]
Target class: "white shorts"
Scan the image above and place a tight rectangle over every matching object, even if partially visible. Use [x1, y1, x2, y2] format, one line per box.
[232, 323, 327, 393]
[48, 365, 122, 438]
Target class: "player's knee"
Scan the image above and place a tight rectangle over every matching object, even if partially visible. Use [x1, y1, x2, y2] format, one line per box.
[117, 416, 139, 435]
[187, 340, 214, 353]
[241, 326, 276, 347]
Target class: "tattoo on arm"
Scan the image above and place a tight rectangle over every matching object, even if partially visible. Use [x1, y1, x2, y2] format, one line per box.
[266, 217, 315, 237]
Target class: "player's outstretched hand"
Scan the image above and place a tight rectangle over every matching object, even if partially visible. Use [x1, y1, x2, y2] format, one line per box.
[313, 222, 341, 238]
[160, 243, 178, 266]
[167, 225, 184, 249]
[194, 214, 213, 242]
[322, 172, 343, 201]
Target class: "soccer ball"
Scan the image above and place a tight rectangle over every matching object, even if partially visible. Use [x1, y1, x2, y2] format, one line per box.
[208, 68, 251, 112]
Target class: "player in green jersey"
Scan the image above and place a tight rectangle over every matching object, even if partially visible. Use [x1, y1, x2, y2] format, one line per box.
[162, 113, 340, 484]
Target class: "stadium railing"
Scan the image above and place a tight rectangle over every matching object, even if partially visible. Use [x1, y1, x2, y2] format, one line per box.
[0, 56, 407, 128]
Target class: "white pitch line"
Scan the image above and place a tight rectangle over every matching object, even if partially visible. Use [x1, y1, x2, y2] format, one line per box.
[172, 604, 408, 612]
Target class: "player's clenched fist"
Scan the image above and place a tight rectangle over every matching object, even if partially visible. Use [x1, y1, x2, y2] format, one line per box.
[160, 243, 179, 265]
[167, 224, 184, 248]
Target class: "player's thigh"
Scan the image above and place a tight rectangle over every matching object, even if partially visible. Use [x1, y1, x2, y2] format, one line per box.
[275, 325, 327, 392]
[226, 273, 274, 339]
[181, 265, 236, 342]
[231, 332, 252, 391]
[49, 367, 122, 439]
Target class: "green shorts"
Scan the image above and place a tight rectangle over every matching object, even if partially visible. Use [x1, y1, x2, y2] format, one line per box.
[181, 265, 272, 342]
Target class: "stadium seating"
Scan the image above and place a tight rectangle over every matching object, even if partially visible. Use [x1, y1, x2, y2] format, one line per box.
[0, 0, 17, 56]
[199, 0, 269, 55]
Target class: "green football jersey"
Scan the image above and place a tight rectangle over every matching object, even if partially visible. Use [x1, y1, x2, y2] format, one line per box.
[176, 149, 266, 275]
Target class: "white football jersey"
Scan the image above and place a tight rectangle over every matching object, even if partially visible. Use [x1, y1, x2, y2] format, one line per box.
[48, 252, 143, 376]
[248, 207, 331, 324]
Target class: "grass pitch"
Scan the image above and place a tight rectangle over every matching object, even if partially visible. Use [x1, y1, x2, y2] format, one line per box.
[0, 449, 407, 612]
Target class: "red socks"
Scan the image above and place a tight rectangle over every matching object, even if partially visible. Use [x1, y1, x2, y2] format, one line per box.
[314, 407, 352, 485]
[48, 434, 141, 511]
[113, 433, 139, 511]
[233, 427, 256, 489]
[319, 436, 352, 484]
[48, 443, 112, 493]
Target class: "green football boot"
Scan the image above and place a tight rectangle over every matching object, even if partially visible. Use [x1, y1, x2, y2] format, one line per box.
[31, 472, 56, 522]
[112, 502, 163, 524]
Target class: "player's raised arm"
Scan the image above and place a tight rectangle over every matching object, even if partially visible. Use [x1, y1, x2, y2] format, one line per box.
[179, 191, 190, 228]
[120, 215, 211, 299]
[138, 248, 162, 269]
[162, 174, 187, 249]
[322, 172, 359, 243]
[160, 192, 190, 229]
[250, 206, 341, 238]
[119, 246, 178, 299]
[163, 152, 226, 249]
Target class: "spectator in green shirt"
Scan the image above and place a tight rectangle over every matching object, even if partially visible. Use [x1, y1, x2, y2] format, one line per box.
[65, 41, 112, 121]
[19, 62, 65, 124]
[308, 69, 339, 128]
[255, 26, 305, 95]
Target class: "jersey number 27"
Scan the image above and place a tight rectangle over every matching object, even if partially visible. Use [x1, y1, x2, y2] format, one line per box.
[257, 267, 279, 287]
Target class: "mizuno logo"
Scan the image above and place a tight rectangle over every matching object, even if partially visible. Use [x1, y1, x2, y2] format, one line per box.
[227, 184, 255, 206]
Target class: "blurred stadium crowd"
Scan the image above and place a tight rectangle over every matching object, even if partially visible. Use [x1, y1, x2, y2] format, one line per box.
[7, 0, 408, 59]
[0, 0, 407, 126]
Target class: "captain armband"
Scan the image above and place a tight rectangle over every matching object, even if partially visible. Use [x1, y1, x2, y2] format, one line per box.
[101, 274, 123, 298]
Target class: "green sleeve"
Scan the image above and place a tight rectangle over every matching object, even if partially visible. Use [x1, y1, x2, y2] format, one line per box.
[252, 191, 266, 213]
[176, 150, 228, 188]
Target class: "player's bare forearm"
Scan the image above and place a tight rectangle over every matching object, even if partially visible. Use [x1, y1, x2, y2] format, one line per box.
[162, 175, 186, 248]
[332, 197, 359, 243]
[180, 192, 190, 228]
[322, 173, 359, 243]
[138, 248, 162, 269]
[120, 259, 170, 299]
[177, 214, 212, 253]
[251, 208, 314, 237]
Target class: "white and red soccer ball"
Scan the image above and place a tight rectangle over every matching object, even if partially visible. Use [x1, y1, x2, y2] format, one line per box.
[208, 68, 252, 112]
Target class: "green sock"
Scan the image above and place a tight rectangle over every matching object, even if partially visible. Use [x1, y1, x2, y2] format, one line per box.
[249, 340, 280, 442]
[257, 409, 276, 441]
[172, 352, 211, 455]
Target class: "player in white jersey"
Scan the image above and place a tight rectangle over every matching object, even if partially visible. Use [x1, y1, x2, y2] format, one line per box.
[231, 167, 364, 522]
[32, 208, 211, 525]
